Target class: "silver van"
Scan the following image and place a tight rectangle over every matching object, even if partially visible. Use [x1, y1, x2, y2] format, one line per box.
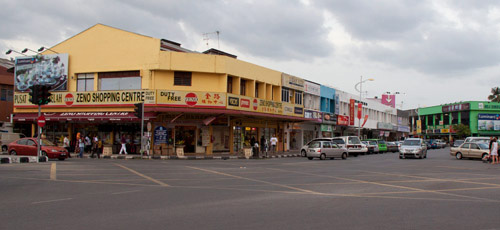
[305, 140, 348, 160]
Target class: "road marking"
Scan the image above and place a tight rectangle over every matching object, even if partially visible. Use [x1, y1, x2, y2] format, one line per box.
[32, 198, 73, 204]
[111, 190, 142, 195]
[267, 167, 498, 202]
[114, 163, 169, 187]
[186, 166, 322, 195]
[50, 163, 56, 180]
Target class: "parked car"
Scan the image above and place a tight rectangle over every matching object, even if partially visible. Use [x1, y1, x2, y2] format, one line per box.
[450, 142, 490, 160]
[426, 140, 437, 149]
[305, 140, 348, 160]
[464, 137, 490, 144]
[452, 140, 464, 147]
[362, 141, 379, 154]
[301, 138, 345, 157]
[364, 139, 387, 153]
[386, 142, 399, 153]
[435, 140, 447, 148]
[337, 136, 367, 157]
[0, 132, 25, 152]
[399, 138, 427, 159]
[8, 138, 68, 160]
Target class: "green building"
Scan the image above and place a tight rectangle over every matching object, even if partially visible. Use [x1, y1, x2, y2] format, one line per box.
[414, 101, 500, 140]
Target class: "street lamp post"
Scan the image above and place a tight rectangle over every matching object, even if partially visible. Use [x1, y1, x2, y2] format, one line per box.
[354, 76, 374, 138]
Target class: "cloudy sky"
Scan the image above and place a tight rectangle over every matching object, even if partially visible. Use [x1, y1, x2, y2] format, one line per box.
[2, 0, 499, 109]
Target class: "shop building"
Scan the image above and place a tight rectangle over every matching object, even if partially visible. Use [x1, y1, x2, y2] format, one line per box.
[319, 85, 337, 137]
[0, 58, 14, 131]
[299, 80, 322, 146]
[416, 101, 500, 140]
[336, 89, 397, 139]
[12, 24, 311, 156]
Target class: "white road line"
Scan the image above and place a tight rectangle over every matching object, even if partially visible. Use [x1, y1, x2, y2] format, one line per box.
[32, 198, 73, 204]
[111, 190, 142, 195]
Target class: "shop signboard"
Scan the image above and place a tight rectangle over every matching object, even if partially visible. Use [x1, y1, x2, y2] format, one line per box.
[304, 81, 320, 96]
[417, 120, 422, 134]
[322, 112, 337, 125]
[304, 110, 322, 121]
[377, 122, 394, 130]
[226, 94, 283, 115]
[15, 54, 69, 91]
[335, 94, 340, 115]
[337, 115, 349, 126]
[154, 126, 168, 145]
[157, 90, 226, 108]
[14, 90, 156, 107]
[320, 124, 332, 132]
[349, 99, 355, 125]
[397, 126, 410, 132]
[477, 113, 500, 131]
[442, 103, 470, 112]
[281, 73, 305, 91]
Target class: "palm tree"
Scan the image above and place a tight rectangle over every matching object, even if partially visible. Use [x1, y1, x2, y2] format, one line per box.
[488, 87, 500, 102]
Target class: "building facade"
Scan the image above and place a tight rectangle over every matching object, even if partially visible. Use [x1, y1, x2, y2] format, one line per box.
[12, 24, 314, 156]
[0, 58, 14, 131]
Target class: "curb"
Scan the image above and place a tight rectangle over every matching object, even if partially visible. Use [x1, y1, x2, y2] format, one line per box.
[0, 156, 49, 164]
[74, 153, 301, 160]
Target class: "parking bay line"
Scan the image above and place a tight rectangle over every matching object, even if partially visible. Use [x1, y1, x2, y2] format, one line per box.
[32, 198, 73, 205]
[50, 163, 56, 180]
[114, 163, 170, 187]
[266, 167, 498, 202]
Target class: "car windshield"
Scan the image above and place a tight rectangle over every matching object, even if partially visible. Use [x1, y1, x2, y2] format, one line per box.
[348, 137, 361, 144]
[403, 140, 421, 146]
[378, 140, 386, 144]
[369, 141, 377, 145]
[41, 139, 56, 146]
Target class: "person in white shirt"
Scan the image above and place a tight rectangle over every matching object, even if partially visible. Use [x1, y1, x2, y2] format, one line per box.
[270, 135, 278, 154]
[63, 135, 71, 158]
[491, 137, 498, 164]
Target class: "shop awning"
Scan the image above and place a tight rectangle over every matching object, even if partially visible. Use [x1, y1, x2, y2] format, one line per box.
[13, 112, 157, 122]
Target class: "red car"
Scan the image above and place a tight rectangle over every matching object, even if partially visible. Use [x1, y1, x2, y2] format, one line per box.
[8, 138, 68, 161]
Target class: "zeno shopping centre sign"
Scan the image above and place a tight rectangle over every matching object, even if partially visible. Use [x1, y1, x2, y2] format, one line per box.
[14, 90, 156, 107]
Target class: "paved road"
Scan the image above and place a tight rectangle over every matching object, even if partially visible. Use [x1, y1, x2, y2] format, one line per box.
[1, 148, 499, 230]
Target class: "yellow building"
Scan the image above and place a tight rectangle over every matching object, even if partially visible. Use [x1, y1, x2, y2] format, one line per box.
[13, 24, 307, 156]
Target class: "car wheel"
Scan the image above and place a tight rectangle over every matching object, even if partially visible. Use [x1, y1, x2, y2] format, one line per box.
[455, 152, 463, 160]
[424, 153, 427, 159]
[399, 156, 403, 159]
[330, 157, 334, 160]
[301, 150, 307, 157]
[9, 150, 16, 155]
[320, 153, 326, 160]
[341, 153, 347, 160]
[307, 157, 313, 160]
[2, 145, 7, 152]
[41, 151, 48, 157]
[419, 154, 423, 159]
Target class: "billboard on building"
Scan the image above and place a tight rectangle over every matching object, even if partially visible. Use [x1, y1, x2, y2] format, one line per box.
[281, 73, 304, 91]
[15, 54, 69, 91]
[304, 81, 320, 96]
[478, 113, 500, 131]
[381, 94, 396, 108]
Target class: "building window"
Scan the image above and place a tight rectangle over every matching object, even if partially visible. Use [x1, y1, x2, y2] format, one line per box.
[227, 76, 233, 93]
[282, 88, 290, 103]
[240, 79, 246, 96]
[6, 89, 13, 102]
[255, 84, 259, 98]
[77, 73, 94, 92]
[174, 71, 192, 86]
[295, 91, 302, 105]
[98, 71, 141, 91]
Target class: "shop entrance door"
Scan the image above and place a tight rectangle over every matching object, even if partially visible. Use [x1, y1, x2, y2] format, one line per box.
[175, 126, 196, 153]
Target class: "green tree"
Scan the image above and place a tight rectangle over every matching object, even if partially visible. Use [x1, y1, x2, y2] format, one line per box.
[452, 124, 471, 139]
[488, 87, 500, 102]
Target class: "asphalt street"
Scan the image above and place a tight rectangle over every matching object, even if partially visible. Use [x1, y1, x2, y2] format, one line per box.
[1, 147, 499, 230]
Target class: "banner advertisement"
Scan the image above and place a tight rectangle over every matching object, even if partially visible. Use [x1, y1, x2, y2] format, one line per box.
[357, 103, 362, 119]
[477, 113, 500, 131]
[304, 81, 320, 96]
[442, 103, 470, 112]
[304, 110, 322, 121]
[283, 102, 304, 117]
[417, 120, 422, 134]
[361, 115, 369, 127]
[15, 54, 69, 92]
[335, 94, 340, 115]
[349, 99, 355, 125]
[322, 112, 337, 124]
[377, 122, 394, 130]
[227, 94, 283, 115]
[154, 126, 168, 145]
[337, 115, 349, 126]
[14, 90, 156, 107]
[281, 73, 305, 91]
[157, 90, 226, 108]
[381, 94, 396, 108]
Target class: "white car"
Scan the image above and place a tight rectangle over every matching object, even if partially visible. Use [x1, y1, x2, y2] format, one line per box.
[337, 136, 368, 157]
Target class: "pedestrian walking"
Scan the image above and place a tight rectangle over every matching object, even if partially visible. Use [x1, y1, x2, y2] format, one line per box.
[253, 141, 259, 157]
[491, 137, 498, 164]
[63, 135, 71, 158]
[260, 135, 267, 157]
[84, 135, 91, 153]
[119, 134, 128, 155]
[270, 135, 278, 154]
[91, 136, 101, 159]
[78, 137, 85, 158]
